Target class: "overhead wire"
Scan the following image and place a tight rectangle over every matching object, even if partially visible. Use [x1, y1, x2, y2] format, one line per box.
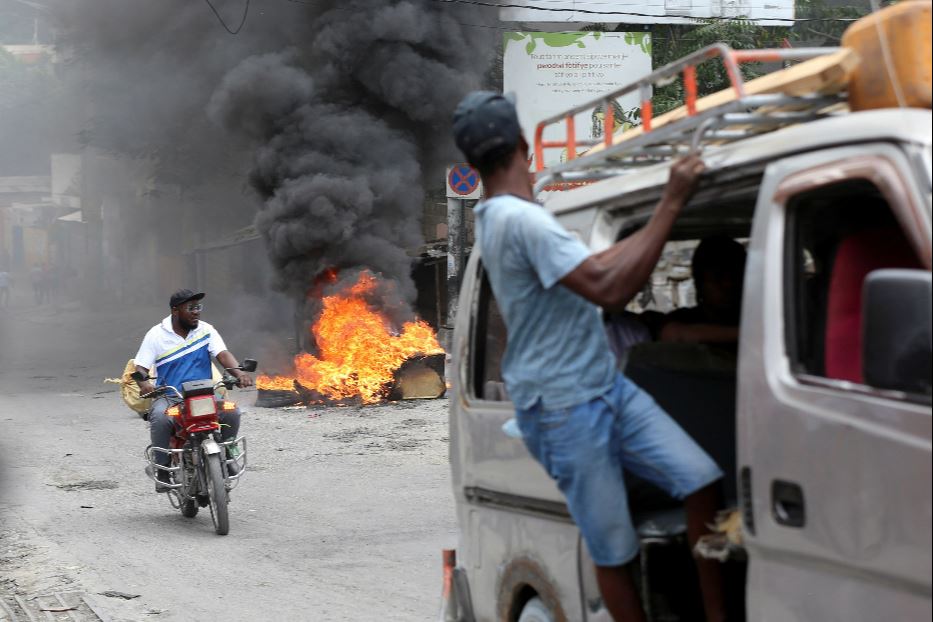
[204, 0, 251, 35]
[279, 0, 860, 34]
[426, 0, 861, 23]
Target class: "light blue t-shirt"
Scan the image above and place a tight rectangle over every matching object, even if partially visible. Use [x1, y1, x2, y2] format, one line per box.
[474, 194, 616, 410]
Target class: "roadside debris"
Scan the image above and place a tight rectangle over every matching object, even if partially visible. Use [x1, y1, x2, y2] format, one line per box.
[98, 590, 140, 600]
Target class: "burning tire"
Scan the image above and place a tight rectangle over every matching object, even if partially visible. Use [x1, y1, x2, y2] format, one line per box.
[255, 388, 303, 408]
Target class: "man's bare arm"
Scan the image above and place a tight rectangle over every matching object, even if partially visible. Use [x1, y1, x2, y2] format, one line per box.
[560, 155, 705, 311]
[134, 364, 156, 396]
[216, 351, 254, 388]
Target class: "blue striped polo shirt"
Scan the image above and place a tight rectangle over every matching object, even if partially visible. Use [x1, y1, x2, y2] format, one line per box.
[134, 316, 228, 389]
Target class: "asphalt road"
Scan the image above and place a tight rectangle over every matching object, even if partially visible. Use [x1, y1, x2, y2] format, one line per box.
[0, 296, 457, 621]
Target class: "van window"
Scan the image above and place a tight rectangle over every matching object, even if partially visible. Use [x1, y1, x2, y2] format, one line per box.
[784, 179, 923, 388]
[471, 269, 509, 401]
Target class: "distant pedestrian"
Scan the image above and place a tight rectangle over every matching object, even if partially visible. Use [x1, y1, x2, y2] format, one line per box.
[46, 264, 62, 304]
[30, 264, 42, 305]
[0, 270, 11, 307]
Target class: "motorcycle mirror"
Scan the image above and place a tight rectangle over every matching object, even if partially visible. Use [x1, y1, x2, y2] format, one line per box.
[130, 371, 148, 382]
[241, 359, 258, 373]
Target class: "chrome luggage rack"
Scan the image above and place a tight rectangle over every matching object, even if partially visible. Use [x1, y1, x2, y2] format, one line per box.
[532, 44, 848, 195]
[144, 435, 247, 496]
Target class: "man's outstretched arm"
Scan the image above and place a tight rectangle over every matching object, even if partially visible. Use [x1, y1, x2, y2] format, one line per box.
[216, 350, 254, 388]
[560, 155, 704, 311]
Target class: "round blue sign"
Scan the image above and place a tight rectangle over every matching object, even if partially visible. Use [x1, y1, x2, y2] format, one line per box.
[448, 165, 479, 196]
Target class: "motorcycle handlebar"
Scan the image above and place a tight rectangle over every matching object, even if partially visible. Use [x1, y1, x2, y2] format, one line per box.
[136, 358, 257, 398]
[140, 385, 182, 400]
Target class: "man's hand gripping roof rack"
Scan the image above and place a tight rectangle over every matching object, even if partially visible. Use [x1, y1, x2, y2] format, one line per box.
[532, 44, 847, 195]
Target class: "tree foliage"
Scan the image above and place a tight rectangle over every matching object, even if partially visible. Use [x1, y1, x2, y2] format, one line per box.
[649, 0, 870, 114]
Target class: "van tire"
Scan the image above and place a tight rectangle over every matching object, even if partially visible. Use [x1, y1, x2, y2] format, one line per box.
[517, 597, 554, 622]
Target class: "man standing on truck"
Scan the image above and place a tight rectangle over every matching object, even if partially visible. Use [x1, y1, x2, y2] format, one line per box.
[453, 91, 725, 622]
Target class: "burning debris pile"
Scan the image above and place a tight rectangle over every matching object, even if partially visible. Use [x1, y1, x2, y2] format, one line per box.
[256, 271, 445, 406]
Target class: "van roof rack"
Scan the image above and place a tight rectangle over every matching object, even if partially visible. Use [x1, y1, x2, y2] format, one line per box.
[532, 44, 850, 194]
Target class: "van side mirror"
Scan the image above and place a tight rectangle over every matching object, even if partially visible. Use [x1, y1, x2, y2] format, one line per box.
[241, 359, 258, 373]
[862, 269, 932, 395]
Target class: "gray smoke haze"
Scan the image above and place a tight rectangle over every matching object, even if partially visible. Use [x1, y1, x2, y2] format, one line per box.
[32, 1, 494, 368]
[208, 1, 496, 306]
[48, 0, 495, 316]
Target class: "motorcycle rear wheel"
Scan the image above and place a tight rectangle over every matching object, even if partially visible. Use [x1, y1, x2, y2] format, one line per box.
[205, 452, 229, 535]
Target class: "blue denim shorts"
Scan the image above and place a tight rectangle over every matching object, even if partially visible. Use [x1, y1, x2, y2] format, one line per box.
[515, 373, 723, 567]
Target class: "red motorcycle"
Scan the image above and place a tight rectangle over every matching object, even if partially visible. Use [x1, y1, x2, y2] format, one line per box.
[134, 360, 256, 535]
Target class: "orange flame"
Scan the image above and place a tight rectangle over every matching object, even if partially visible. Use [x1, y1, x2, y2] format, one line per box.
[257, 272, 443, 404]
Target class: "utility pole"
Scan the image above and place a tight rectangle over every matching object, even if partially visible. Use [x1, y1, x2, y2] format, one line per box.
[443, 165, 482, 330]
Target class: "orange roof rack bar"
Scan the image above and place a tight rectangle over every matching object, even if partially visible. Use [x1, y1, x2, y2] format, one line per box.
[532, 44, 836, 173]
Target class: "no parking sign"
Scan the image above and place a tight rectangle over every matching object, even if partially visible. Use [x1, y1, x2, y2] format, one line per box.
[446, 164, 482, 199]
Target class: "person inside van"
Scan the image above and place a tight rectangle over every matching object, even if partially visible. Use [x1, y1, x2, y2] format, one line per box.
[657, 235, 746, 345]
[605, 235, 746, 365]
[453, 91, 725, 622]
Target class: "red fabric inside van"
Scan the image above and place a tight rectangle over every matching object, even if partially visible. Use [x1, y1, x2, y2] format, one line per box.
[824, 227, 921, 383]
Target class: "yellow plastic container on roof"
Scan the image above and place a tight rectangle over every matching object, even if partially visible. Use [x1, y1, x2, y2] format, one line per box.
[842, 0, 932, 111]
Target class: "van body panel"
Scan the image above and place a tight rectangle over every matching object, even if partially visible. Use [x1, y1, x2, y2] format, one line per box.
[748, 557, 932, 620]
[740, 144, 933, 619]
[450, 252, 565, 505]
[464, 506, 583, 621]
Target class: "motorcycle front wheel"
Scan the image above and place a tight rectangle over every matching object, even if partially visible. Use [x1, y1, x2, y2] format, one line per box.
[205, 452, 230, 535]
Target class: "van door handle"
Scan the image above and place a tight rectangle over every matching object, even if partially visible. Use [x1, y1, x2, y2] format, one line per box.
[771, 480, 805, 528]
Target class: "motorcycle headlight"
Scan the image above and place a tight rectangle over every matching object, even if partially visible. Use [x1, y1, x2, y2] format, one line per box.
[187, 396, 216, 418]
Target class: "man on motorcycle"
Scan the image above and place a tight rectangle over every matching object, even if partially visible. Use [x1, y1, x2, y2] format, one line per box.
[134, 289, 253, 492]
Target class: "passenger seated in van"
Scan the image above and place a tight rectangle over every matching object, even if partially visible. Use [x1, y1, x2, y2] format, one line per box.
[453, 91, 725, 622]
[605, 236, 745, 362]
[657, 235, 746, 345]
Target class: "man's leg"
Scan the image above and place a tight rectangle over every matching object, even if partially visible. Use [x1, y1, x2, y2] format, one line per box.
[217, 404, 241, 442]
[685, 483, 726, 622]
[595, 565, 647, 622]
[516, 396, 646, 621]
[609, 375, 726, 622]
[217, 402, 242, 475]
[148, 398, 176, 491]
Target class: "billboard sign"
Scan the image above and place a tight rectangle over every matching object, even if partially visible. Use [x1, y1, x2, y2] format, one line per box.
[503, 31, 652, 168]
[500, 0, 794, 26]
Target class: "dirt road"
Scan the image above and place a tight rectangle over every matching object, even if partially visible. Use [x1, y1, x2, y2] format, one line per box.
[0, 299, 456, 621]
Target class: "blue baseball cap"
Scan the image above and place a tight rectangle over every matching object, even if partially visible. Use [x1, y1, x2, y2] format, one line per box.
[452, 91, 521, 164]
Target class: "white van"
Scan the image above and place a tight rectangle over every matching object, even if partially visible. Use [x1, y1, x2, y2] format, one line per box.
[444, 45, 932, 622]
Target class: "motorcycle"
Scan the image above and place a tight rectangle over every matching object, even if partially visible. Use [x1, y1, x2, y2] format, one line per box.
[132, 359, 256, 535]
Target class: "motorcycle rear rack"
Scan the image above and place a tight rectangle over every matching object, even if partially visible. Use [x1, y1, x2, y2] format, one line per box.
[220, 437, 248, 491]
[143, 446, 185, 490]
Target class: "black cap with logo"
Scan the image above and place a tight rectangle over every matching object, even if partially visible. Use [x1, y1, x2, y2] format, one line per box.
[169, 289, 205, 309]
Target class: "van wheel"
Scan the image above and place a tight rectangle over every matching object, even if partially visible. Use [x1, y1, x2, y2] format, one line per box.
[517, 597, 554, 622]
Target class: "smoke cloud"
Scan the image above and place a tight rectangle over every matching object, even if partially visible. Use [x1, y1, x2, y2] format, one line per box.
[208, 1, 496, 304]
[40, 0, 494, 362]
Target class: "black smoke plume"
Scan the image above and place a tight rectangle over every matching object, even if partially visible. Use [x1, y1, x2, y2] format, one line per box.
[208, 1, 495, 306]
